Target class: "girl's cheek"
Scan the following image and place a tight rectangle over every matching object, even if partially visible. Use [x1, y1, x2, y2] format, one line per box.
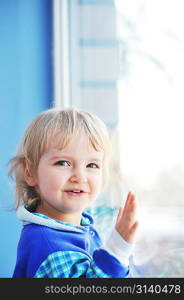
[95, 176, 103, 190]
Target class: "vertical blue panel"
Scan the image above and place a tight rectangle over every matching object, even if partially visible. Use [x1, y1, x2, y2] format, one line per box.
[0, 0, 53, 277]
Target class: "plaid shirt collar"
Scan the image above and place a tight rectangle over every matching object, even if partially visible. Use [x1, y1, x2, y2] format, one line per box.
[32, 210, 94, 229]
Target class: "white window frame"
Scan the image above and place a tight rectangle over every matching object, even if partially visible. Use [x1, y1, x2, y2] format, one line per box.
[53, 0, 70, 108]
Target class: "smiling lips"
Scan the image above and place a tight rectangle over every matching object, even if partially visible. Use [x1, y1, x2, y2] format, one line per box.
[64, 189, 87, 197]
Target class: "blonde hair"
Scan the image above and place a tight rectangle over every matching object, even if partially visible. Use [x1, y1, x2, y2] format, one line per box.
[9, 107, 111, 210]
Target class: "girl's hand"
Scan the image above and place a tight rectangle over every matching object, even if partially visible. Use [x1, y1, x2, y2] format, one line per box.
[115, 191, 138, 244]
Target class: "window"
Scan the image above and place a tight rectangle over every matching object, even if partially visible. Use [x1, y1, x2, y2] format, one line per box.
[116, 0, 184, 276]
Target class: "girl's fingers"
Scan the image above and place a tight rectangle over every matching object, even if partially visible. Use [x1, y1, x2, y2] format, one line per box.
[123, 193, 136, 219]
[116, 192, 138, 243]
[128, 221, 139, 243]
[120, 194, 137, 229]
[116, 207, 124, 223]
[127, 197, 137, 225]
[116, 192, 132, 223]
[123, 191, 132, 212]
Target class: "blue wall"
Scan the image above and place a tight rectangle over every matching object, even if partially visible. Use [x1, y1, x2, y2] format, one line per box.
[0, 0, 53, 277]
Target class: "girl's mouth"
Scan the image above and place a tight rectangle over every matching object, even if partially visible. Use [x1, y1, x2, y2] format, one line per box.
[65, 190, 86, 197]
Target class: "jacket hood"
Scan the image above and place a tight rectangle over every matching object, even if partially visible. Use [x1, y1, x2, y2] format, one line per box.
[16, 206, 94, 233]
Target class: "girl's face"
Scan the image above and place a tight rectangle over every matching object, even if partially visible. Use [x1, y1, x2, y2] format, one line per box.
[28, 134, 104, 225]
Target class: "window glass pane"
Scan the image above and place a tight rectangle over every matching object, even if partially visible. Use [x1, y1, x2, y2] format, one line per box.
[115, 0, 184, 276]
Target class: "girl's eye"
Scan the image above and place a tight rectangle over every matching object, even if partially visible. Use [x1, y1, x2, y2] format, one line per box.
[55, 160, 70, 166]
[87, 163, 99, 169]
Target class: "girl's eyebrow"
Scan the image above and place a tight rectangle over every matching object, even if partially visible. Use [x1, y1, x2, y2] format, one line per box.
[49, 153, 102, 163]
[49, 155, 72, 161]
[50, 156, 102, 162]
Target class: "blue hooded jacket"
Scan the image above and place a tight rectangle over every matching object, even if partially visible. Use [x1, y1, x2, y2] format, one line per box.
[13, 206, 130, 278]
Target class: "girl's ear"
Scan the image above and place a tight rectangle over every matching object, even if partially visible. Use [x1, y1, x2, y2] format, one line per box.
[23, 160, 37, 186]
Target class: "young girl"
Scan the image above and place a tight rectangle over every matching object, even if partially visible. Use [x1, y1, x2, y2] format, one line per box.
[9, 108, 138, 278]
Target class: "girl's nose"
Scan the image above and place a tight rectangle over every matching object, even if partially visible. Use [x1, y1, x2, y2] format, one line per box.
[70, 169, 87, 183]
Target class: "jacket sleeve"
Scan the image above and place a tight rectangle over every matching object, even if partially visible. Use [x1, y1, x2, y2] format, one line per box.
[34, 248, 130, 278]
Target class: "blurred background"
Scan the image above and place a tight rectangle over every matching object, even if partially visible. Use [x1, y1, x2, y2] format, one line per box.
[1, 0, 184, 277]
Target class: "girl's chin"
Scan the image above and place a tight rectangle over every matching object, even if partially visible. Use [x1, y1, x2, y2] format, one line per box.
[56, 205, 87, 214]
